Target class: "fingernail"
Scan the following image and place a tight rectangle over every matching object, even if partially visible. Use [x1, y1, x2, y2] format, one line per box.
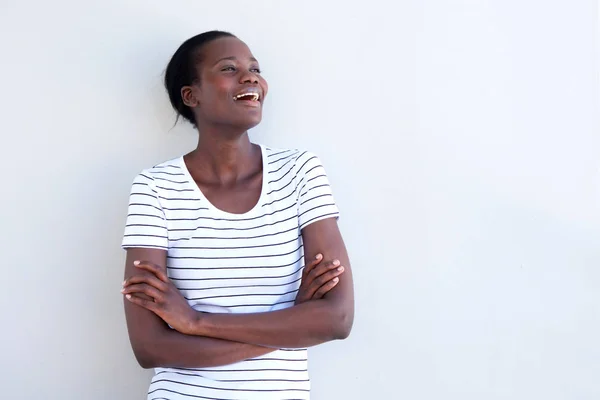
[333, 277, 339, 283]
[315, 254, 322, 260]
[122, 280, 126, 286]
[120, 288, 125, 293]
[337, 266, 344, 272]
[333, 259, 340, 266]
[125, 294, 132, 299]
[133, 260, 140, 266]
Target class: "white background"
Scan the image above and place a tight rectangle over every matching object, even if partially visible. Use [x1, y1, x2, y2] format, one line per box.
[1, 1, 598, 399]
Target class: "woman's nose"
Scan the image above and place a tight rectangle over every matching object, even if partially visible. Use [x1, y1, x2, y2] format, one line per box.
[240, 71, 259, 84]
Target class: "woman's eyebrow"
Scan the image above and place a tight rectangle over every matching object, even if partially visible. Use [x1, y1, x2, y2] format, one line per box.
[213, 56, 258, 65]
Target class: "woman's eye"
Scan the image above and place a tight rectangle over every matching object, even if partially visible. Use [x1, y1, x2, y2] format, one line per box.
[222, 66, 236, 72]
[251, 68, 261, 74]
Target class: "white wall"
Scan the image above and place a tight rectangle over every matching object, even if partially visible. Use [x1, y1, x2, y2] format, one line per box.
[1, 1, 598, 399]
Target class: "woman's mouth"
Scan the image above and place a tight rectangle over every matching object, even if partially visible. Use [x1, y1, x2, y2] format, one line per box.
[233, 91, 260, 102]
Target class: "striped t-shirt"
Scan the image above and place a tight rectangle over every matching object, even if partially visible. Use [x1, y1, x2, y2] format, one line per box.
[122, 144, 340, 400]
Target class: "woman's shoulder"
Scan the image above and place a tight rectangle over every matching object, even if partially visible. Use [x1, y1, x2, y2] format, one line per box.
[147, 156, 184, 173]
[259, 144, 331, 184]
[129, 156, 185, 186]
[260, 143, 319, 164]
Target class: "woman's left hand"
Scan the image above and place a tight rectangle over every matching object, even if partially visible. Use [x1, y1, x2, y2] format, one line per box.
[122, 260, 198, 335]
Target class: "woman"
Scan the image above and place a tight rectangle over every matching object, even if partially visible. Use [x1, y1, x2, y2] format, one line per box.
[121, 30, 354, 400]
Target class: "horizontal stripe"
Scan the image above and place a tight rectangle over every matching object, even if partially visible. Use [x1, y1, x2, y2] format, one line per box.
[269, 157, 294, 175]
[267, 151, 300, 165]
[163, 207, 210, 212]
[168, 244, 302, 260]
[148, 388, 253, 400]
[166, 202, 296, 223]
[174, 225, 299, 242]
[158, 196, 199, 201]
[159, 370, 309, 382]
[267, 149, 292, 158]
[185, 288, 298, 301]
[177, 276, 302, 291]
[179, 367, 308, 373]
[300, 212, 339, 229]
[152, 164, 180, 169]
[126, 213, 164, 220]
[261, 188, 296, 207]
[124, 233, 167, 239]
[128, 203, 163, 212]
[299, 193, 332, 207]
[268, 165, 295, 185]
[125, 223, 166, 230]
[172, 234, 299, 250]
[299, 183, 330, 198]
[156, 186, 195, 192]
[169, 214, 296, 233]
[154, 177, 188, 184]
[130, 192, 157, 200]
[224, 299, 295, 308]
[266, 176, 295, 196]
[167, 255, 303, 271]
[169, 265, 304, 281]
[149, 388, 307, 400]
[298, 203, 336, 219]
[122, 244, 168, 250]
[152, 171, 185, 176]
[294, 156, 318, 177]
[151, 379, 309, 393]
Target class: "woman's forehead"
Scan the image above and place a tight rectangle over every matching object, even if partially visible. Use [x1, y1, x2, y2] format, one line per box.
[202, 37, 255, 62]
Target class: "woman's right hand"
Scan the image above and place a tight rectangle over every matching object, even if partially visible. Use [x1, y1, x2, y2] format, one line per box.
[295, 254, 345, 304]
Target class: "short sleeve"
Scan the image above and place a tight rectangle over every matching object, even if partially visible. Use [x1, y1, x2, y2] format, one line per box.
[121, 172, 169, 250]
[296, 152, 340, 230]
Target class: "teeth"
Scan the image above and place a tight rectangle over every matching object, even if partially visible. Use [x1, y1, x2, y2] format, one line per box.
[234, 92, 260, 101]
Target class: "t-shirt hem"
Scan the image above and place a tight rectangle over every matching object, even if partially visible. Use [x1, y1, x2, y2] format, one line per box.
[299, 212, 340, 231]
[121, 244, 169, 251]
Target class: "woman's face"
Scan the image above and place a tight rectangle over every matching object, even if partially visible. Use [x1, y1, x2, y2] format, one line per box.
[184, 36, 268, 131]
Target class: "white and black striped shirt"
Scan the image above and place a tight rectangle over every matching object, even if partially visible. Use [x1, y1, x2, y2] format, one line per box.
[122, 144, 340, 400]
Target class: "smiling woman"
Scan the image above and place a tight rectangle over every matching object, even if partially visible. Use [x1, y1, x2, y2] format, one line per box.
[120, 31, 354, 400]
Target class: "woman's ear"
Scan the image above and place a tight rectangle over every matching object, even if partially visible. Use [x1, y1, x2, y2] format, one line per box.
[181, 86, 199, 107]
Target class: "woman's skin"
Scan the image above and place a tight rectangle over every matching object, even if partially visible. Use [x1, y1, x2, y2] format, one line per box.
[122, 36, 354, 368]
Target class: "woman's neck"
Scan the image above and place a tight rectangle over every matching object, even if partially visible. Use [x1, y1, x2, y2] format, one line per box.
[186, 129, 260, 185]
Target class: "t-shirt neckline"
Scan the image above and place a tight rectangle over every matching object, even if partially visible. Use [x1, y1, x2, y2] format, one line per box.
[177, 143, 268, 218]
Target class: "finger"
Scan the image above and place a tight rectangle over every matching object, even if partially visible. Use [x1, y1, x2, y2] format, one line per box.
[303, 254, 323, 276]
[294, 292, 309, 305]
[128, 292, 153, 302]
[124, 274, 168, 292]
[122, 283, 163, 302]
[302, 253, 323, 279]
[307, 259, 341, 281]
[133, 260, 169, 283]
[301, 258, 339, 296]
[312, 277, 340, 299]
[125, 293, 158, 312]
[305, 266, 344, 299]
[310, 266, 344, 291]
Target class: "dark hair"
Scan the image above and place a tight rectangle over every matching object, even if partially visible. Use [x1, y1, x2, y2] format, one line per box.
[164, 30, 236, 125]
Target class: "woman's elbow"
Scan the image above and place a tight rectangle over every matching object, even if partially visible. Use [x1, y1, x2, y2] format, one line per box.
[137, 357, 155, 369]
[331, 307, 354, 340]
[132, 344, 159, 369]
[130, 333, 167, 369]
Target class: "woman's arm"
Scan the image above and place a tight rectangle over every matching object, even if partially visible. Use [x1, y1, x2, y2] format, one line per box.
[126, 218, 354, 349]
[123, 247, 275, 369]
[193, 218, 354, 347]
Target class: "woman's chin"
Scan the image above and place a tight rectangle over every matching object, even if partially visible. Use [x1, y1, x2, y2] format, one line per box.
[231, 115, 262, 131]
